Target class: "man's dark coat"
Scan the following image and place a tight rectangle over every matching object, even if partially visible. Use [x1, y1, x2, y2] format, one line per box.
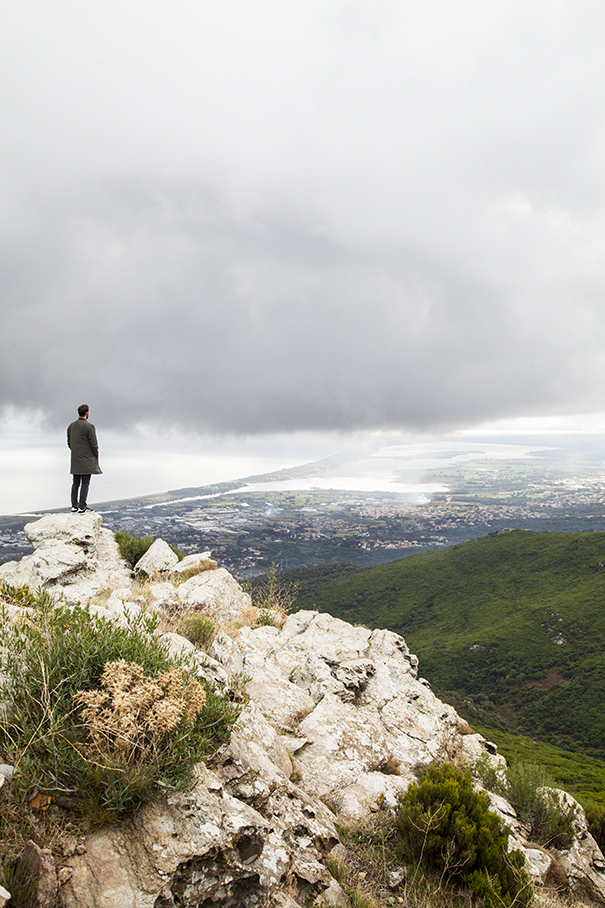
[67, 418, 102, 475]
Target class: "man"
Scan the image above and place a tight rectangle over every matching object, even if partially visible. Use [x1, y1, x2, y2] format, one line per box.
[67, 404, 102, 513]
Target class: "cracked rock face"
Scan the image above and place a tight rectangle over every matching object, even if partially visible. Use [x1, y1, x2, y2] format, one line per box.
[213, 610, 462, 816]
[0, 513, 132, 604]
[2, 515, 605, 908]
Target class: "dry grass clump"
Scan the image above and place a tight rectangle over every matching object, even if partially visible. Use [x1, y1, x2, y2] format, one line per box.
[246, 564, 297, 628]
[74, 660, 207, 764]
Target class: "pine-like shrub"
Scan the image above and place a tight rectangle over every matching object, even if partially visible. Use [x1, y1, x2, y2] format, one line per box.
[396, 763, 530, 907]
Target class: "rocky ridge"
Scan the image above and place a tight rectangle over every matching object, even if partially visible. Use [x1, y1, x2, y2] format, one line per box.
[0, 514, 604, 907]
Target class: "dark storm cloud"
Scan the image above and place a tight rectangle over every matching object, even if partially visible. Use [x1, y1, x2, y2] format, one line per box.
[1, 1, 604, 437]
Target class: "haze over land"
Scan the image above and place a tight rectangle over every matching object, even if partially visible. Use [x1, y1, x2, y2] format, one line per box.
[1, 1, 605, 505]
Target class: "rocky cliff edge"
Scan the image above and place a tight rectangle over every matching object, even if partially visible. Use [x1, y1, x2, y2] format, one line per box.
[1, 514, 604, 907]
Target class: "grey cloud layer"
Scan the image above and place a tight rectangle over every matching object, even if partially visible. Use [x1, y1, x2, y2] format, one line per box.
[1, 1, 604, 435]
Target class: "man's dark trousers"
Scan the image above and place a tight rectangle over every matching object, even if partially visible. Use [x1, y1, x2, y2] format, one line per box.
[71, 474, 91, 510]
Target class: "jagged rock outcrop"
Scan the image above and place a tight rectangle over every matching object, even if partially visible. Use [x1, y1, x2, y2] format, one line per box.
[0, 513, 131, 604]
[2, 515, 605, 908]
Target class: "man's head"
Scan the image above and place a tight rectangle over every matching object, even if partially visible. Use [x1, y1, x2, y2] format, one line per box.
[78, 404, 89, 418]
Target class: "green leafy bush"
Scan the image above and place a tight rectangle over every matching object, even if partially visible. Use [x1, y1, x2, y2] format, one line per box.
[396, 763, 530, 907]
[114, 530, 155, 567]
[0, 590, 239, 817]
[0, 581, 38, 607]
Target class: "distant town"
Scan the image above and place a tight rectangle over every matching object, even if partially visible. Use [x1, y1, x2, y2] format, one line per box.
[3, 435, 605, 577]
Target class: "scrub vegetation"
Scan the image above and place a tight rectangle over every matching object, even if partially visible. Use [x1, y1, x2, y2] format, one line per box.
[324, 764, 532, 908]
[0, 584, 239, 831]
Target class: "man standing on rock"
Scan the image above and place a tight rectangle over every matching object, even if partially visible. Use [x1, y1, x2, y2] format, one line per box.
[67, 404, 102, 513]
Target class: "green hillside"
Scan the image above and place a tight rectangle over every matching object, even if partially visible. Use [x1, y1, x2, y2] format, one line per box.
[292, 530, 605, 759]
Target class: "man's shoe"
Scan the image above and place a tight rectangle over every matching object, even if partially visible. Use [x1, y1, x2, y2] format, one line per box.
[70, 507, 78, 512]
[78, 507, 94, 513]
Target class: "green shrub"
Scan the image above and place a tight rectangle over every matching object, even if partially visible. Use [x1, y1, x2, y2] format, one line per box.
[0, 589, 239, 817]
[396, 763, 530, 907]
[177, 613, 215, 650]
[585, 801, 605, 851]
[114, 530, 185, 569]
[472, 756, 577, 850]
[501, 763, 575, 850]
[0, 581, 38, 607]
[472, 751, 506, 793]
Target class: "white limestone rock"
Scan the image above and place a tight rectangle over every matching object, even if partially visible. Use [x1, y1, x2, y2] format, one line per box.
[215, 702, 294, 802]
[25, 512, 101, 550]
[0, 515, 131, 604]
[26, 542, 88, 583]
[522, 847, 553, 881]
[0, 554, 47, 588]
[170, 552, 217, 575]
[550, 790, 605, 906]
[159, 632, 197, 661]
[60, 765, 337, 908]
[147, 582, 178, 603]
[335, 771, 411, 820]
[134, 539, 179, 577]
[228, 611, 465, 804]
[176, 567, 253, 623]
[209, 631, 245, 675]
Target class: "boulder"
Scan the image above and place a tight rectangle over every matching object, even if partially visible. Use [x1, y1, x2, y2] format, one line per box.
[25, 513, 101, 550]
[19, 840, 58, 908]
[176, 567, 253, 623]
[134, 539, 179, 576]
[552, 790, 605, 906]
[170, 552, 217, 575]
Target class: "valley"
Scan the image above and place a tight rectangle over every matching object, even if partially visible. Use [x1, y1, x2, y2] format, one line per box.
[2, 432, 605, 575]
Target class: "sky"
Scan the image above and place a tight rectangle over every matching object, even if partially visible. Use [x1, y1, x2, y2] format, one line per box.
[1, 1, 605, 512]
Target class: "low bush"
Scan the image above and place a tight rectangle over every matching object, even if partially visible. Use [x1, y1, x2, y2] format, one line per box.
[0, 581, 38, 607]
[472, 757, 576, 850]
[114, 530, 155, 567]
[0, 588, 239, 818]
[177, 613, 216, 650]
[503, 763, 575, 850]
[396, 763, 530, 907]
[585, 800, 605, 851]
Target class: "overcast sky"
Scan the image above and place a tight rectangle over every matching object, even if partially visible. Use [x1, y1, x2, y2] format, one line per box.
[2, 1, 605, 455]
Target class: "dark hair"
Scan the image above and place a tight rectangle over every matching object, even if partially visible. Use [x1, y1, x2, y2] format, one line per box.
[78, 404, 89, 417]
